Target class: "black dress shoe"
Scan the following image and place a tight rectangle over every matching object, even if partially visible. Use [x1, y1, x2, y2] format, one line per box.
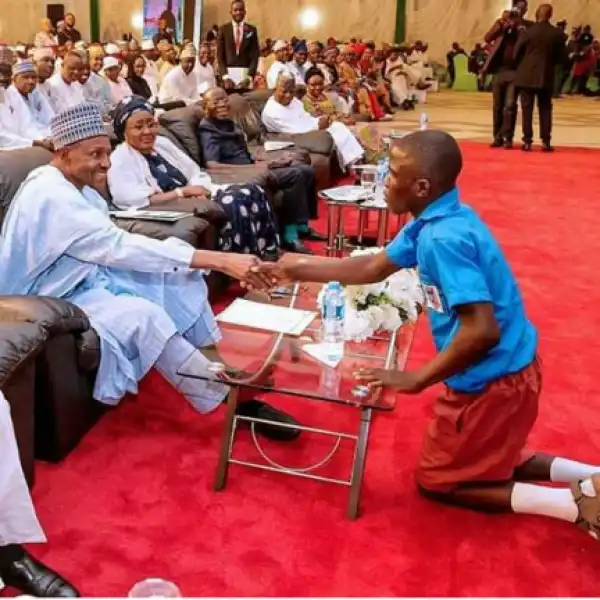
[541, 143, 555, 153]
[0, 548, 79, 597]
[521, 142, 533, 152]
[298, 228, 327, 242]
[490, 139, 503, 148]
[503, 140, 514, 150]
[281, 239, 313, 254]
[236, 399, 301, 441]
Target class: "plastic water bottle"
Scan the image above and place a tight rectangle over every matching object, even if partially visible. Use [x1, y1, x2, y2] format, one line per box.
[420, 112, 429, 131]
[375, 158, 389, 204]
[321, 282, 345, 362]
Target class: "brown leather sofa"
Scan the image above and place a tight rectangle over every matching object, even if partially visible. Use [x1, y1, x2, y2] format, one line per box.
[158, 91, 342, 191]
[0, 146, 227, 480]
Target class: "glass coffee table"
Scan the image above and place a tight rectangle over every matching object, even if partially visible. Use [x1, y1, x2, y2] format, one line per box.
[178, 282, 416, 519]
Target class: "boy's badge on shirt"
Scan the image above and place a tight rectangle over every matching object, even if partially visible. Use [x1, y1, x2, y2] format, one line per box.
[422, 284, 444, 313]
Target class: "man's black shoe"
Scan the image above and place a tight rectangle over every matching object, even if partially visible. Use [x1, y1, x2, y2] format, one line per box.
[504, 140, 514, 150]
[236, 399, 301, 441]
[521, 142, 533, 152]
[0, 547, 79, 597]
[490, 139, 503, 148]
[541, 143, 555, 153]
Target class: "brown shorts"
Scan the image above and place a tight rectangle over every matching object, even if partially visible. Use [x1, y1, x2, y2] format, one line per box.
[416, 356, 542, 493]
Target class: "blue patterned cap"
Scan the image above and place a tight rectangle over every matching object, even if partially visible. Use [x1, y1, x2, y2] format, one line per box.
[12, 60, 36, 76]
[50, 102, 107, 150]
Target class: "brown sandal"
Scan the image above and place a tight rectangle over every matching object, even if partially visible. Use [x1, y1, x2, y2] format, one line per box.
[570, 474, 600, 539]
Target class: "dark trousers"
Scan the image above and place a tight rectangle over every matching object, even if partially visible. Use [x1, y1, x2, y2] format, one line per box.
[491, 70, 518, 142]
[520, 87, 553, 145]
[271, 164, 316, 224]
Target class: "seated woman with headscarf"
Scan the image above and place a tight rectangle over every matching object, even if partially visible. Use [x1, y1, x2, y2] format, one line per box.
[108, 96, 280, 258]
[302, 67, 355, 125]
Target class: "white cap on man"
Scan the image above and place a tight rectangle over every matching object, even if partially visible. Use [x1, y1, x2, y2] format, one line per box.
[102, 56, 120, 70]
[141, 39, 155, 51]
[272, 40, 287, 52]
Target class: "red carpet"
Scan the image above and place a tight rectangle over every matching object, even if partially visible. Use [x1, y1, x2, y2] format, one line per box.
[13, 143, 600, 597]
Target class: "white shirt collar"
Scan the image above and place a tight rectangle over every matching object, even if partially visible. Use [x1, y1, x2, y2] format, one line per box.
[232, 21, 245, 30]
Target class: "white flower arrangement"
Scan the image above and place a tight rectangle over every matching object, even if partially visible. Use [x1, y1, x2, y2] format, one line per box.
[319, 248, 424, 342]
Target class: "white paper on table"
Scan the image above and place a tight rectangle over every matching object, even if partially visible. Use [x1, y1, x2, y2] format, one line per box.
[216, 298, 316, 336]
[302, 343, 342, 368]
[227, 67, 248, 85]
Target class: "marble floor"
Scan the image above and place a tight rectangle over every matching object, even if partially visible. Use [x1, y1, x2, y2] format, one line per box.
[376, 90, 600, 148]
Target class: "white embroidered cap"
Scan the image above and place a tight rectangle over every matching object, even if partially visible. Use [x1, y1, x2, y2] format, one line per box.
[50, 102, 107, 150]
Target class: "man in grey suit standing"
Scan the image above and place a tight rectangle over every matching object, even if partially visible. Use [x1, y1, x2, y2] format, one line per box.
[514, 4, 566, 152]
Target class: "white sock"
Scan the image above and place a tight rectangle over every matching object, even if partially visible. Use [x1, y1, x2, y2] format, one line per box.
[511, 478, 597, 524]
[155, 334, 228, 414]
[550, 457, 600, 482]
[511, 483, 578, 522]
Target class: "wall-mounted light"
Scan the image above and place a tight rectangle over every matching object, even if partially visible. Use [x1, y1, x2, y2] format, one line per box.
[131, 11, 144, 30]
[298, 7, 321, 30]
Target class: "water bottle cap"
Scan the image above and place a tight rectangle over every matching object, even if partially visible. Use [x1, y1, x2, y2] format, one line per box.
[328, 281, 341, 289]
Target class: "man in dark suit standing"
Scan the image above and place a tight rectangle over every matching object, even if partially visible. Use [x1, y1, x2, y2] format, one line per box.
[514, 4, 566, 152]
[217, 0, 260, 86]
[483, 0, 533, 149]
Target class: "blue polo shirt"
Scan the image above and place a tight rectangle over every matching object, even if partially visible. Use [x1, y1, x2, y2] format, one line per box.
[385, 187, 537, 392]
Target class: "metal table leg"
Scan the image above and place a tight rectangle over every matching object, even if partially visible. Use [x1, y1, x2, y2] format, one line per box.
[376, 210, 390, 247]
[326, 202, 337, 258]
[347, 407, 372, 520]
[335, 204, 345, 257]
[214, 386, 239, 491]
[356, 210, 367, 246]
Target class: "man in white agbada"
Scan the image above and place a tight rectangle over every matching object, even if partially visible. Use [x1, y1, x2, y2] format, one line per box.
[82, 46, 113, 118]
[32, 47, 56, 105]
[407, 41, 434, 82]
[140, 39, 160, 98]
[262, 73, 363, 169]
[159, 45, 200, 105]
[102, 56, 132, 105]
[47, 51, 85, 112]
[385, 46, 410, 106]
[0, 390, 79, 596]
[194, 43, 217, 96]
[0, 61, 54, 151]
[266, 40, 294, 89]
[0, 102, 299, 440]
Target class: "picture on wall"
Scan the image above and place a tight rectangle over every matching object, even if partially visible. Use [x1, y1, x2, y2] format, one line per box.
[142, 0, 184, 43]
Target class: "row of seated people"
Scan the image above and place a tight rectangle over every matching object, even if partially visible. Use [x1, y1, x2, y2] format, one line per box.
[0, 53, 364, 256]
[258, 39, 434, 116]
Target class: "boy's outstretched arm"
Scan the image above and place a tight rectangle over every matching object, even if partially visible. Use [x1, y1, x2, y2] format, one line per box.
[260, 251, 401, 286]
[356, 302, 501, 393]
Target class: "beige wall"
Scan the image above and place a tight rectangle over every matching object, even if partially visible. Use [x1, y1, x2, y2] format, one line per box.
[406, 0, 600, 62]
[0, 0, 143, 44]
[0, 0, 91, 44]
[98, 0, 144, 41]
[202, 0, 397, 44]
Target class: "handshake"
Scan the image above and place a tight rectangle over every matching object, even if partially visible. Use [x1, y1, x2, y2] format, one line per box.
[224, 253, 299, 291]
